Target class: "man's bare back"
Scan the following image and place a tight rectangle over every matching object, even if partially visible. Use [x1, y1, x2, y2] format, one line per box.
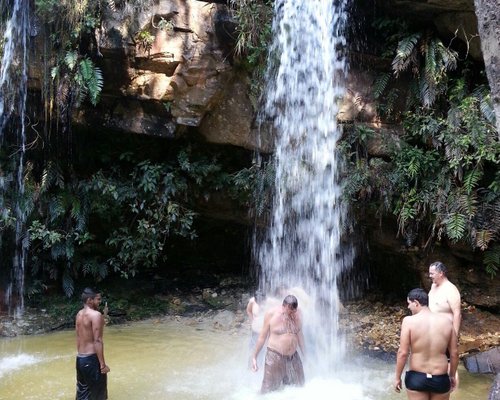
[394, 288, 458, 400]
[403, 309, 454, 374]
[75, 288, 109, 400]
[76, 307, 104, 355]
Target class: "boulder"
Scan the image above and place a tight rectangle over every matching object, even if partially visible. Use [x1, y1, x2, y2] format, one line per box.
[463, 347, 500, 374]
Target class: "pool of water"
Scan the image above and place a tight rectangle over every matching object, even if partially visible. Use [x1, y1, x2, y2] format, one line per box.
[0, 319, 493, 399]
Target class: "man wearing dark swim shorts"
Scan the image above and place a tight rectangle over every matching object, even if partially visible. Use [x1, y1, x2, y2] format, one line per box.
[75, 288, 110, 400]
[251, 295, 306, 393]
[261, 347, 305, 392]
[394, 288, 457, 400]
[404, 370, 450, 394]
[76, 353, 108, 400]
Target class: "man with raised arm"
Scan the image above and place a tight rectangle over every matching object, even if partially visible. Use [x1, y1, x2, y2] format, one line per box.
[252, 294, 305, 393]
[394, 288, 458, 400]
[75, 288, 110, 400]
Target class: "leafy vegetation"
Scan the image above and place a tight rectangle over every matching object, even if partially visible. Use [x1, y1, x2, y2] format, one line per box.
[342, 22, 499, 276]
[230, 0, 274, 107]
[15, 141, 258, 297]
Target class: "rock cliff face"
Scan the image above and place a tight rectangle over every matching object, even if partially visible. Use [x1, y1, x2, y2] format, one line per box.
[26, 0, 499, 309]
[67, 0, 259, 150]
[29, 0, 498, 149]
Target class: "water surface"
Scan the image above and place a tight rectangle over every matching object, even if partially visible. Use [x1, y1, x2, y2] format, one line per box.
[0, 320, 492, 399]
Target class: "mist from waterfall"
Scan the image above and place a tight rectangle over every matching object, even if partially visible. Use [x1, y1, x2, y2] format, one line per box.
[0, 0, 31, 315]
[255, 0, 351, 374]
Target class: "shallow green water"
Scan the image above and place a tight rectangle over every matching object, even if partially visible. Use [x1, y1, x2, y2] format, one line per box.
[0, 319, 493, 399]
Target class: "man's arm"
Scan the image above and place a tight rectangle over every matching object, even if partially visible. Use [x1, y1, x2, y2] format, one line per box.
[394, 318, 410, 392]
[447, 327, 459, 390]
[92, 312, 109, 374]
[252, 310, 271, 371]
[448, 285, 461, 335]
[297, 328, 306, 359]
[297, 314, 305, 357]
[246, 298, 254, 321]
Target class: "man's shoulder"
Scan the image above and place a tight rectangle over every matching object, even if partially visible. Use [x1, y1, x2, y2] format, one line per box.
[443, 279, 459, 291]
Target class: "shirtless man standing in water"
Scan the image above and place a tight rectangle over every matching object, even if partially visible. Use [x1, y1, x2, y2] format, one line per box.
[394, 288, 458, 399]
[75, 288, 110, 400]
[428, 261, 461, 386]
[252, 294, 305, 393]
[428, 261, 461, 336]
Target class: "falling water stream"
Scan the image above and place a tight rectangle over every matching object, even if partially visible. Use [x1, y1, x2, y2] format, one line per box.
[256, 0, 351, 373]
[0, 0, 30, 315]
[0, 1, 494, 398]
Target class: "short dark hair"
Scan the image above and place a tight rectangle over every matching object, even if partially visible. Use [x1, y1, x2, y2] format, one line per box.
[81, 287, 99, 303]
[282, 294, 298, 309]
[407, 288, 428, 306]
[430, 261, 447, 275]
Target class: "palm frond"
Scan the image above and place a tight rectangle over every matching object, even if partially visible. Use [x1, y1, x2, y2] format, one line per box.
[373, 72, 391, 99]
[445, 212, 466, 241]
[392, 33, 421, 76]
[463, 169, 483, 194]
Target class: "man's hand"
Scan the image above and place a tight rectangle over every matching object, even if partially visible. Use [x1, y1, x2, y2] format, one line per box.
[100, 365, 110, 374]
[251, 357, 258, 372]
[394, 378, 402, 393]
[449, 376, 456, 392]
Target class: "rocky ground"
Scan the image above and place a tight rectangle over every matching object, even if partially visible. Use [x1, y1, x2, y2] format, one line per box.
[1, 277, 498, 364]
[339, 295, 500, 360]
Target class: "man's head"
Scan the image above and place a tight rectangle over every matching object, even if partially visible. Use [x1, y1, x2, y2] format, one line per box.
[429, 261, 447, 284]
[81, 287, 102, 309]
[407, 288, 428, 314]
[282, 294, 298, 315]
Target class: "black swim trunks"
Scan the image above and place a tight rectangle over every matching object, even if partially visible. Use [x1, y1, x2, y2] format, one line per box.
[405, 370, 450, 394]
[76, 354, 108, 400]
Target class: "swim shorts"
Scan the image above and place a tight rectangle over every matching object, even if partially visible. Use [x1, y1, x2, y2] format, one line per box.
[405, 370, 450, 394]
[261, 347, 305, 393]
[76, 354, 108, 400]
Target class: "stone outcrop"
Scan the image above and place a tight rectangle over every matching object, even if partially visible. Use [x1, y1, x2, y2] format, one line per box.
[474, 0, 500, 136]
[28, 0, 498, 148]
[51, 0, 263, 150]
[464, 347, 500, 373]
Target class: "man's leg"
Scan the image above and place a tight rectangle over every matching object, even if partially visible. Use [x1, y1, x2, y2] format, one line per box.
[76, 357, 91, 400]
[261, 349, 285, 394]
[406, 389, 430, 400]
[430, 392, 450, 400]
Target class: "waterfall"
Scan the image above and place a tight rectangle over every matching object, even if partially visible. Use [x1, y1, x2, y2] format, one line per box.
[0, 0, 30, 315]
[256, 0, 351, 374]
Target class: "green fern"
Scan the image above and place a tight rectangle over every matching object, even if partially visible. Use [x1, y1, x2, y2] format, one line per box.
[373, 73, 391, 99]
[463, 169, 483, 194]
[483, 245, 500, 277]
[445, 212, 466, 241]
[64, 50, 79, 71]
[392, 33, 421, 76]
[78, 58, 103, 106]
[62, 270, 74, 297]
[475, 229, 493, 251]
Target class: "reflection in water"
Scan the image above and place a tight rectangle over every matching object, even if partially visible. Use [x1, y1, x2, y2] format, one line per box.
[0, 320, 492, 399]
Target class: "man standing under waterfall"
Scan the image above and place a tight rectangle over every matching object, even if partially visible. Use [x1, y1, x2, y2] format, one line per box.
[75, 288, 110, 400]
[394, 288, 458, 399]
[251, 294, 305, 393]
